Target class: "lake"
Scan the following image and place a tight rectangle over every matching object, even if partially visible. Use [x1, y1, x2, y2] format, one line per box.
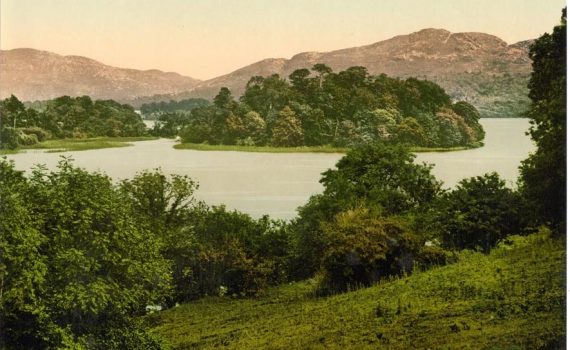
[6, 118, 533, 220]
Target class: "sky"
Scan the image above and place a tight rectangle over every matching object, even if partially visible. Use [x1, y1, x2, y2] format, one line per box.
[0, 0, 566, 80]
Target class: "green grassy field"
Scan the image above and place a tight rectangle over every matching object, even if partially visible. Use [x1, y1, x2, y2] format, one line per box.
[145, 230, 565, 349]
[19, 136, 158, 152]
[174, 142, 482, 154]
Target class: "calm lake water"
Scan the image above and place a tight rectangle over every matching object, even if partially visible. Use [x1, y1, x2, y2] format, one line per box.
[6, 118, 533, 220]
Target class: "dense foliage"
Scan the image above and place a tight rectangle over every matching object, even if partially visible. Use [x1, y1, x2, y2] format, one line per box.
[177, 66, 484, 148]
[429, 173, 525, 252]
[0, 159, 170, 349]
[140, 98, 210, 117]
[0, 95, 147, 149]
[520, 8, 566, 234]
[0, 160, 293, 348]
[291, 143, 442, 280]
[319, 208, 420, 293]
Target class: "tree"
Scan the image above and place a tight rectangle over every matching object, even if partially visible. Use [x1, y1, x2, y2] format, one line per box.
[1, 159, 172, 348]
[242, 111, 267, 144]
[520, 8, 567, 234]
[270, 106, 304, 146]
[289, 68, 311, 98]
[393, 117, 426, 145]
[452, 101, 485, 141]
[120, 169, 198, 236]
[224, 112, 246, 144]
[434, 173, 525, 252]
[213, 87, 234, 109]
[320, 143, 441, 215]
[0, 160, 47, 348]
[1, 95, 26, 129]
[292, 144, 441, 279]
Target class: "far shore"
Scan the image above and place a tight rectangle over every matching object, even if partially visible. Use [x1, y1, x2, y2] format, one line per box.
[173, 142, 484, 154]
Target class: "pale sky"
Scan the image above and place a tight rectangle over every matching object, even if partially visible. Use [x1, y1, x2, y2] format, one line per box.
[0, 0, 566, 80]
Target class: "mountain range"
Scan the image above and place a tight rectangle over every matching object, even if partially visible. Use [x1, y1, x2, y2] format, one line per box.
[1, 28, 533, 117]
[0, 48, 201, 102]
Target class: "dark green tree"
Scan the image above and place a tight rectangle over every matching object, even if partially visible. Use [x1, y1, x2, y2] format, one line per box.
[520, 8, 567, 234]
[434, 173, 525, 252]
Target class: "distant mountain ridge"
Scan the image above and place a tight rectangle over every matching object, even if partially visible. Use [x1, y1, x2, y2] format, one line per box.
[0, 48, 202, 102]
[1, 28, 534, 117]
[182, 28, 532, 117]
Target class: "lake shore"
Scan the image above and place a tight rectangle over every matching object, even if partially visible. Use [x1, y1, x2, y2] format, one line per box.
[3, 136, 159, 153]
[173, 142, 483, 154]
[5, 119, 532, 220]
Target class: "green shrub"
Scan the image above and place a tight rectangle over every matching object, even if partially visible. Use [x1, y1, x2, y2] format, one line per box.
[21, 127, 51, 142]
[17, 131, 39, 146]
[318, 207, 421, 294]
[415, 245, 448, 268]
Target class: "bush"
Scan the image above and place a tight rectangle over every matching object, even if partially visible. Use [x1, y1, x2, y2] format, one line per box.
[17, 131, 39, 146]
[21, 127, 51, 142]
[415, 245, 448, 268]
[318, 207, 421, 294]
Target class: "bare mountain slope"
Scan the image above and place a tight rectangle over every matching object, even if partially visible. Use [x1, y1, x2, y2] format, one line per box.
[187, 28, 532, 117]
[0, 48, 201, 102]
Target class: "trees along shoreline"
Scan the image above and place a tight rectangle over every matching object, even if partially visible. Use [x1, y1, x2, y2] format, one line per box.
[0, 8, 565, 347]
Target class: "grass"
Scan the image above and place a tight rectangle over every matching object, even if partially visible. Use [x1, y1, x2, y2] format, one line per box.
[145, 230, 565, 349]
[174, 142, 484, 154]
[19, 136, 158, 153]
[411, 142, 484, 153]
[174, 143, 349, 153]
[0, 149, 20, 155]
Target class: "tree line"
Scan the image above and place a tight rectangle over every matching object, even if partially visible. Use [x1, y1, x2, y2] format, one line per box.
[140, 98, 210, 118]
[0, 96, 147, 149]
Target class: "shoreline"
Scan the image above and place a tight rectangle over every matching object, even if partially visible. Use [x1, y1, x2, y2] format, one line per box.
[173, 142, 484, 154]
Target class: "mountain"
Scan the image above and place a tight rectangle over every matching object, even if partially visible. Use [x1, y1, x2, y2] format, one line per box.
[183, 28, 533, 117]
[0, 48, 201, 102]
[2, 29, 533, 117]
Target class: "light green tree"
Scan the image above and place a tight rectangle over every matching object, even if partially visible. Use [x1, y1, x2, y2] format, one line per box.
[270, 106, 304, 146]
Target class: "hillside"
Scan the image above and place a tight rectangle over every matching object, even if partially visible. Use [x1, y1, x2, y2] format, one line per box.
[176, 29, 532, 117]
[146, 231, 565, 349]
[2, 29, 532, 117]
[0, 48, 201, 102]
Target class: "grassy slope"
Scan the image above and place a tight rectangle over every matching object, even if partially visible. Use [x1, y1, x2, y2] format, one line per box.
[174, 142, 483, 154]
[146, 231, 565, 349]
[19, 136, 158, 152]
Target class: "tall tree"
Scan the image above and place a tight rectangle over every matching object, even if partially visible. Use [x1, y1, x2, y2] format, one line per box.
[520, 8, 567, 234]
[270, 106, 304, 146]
